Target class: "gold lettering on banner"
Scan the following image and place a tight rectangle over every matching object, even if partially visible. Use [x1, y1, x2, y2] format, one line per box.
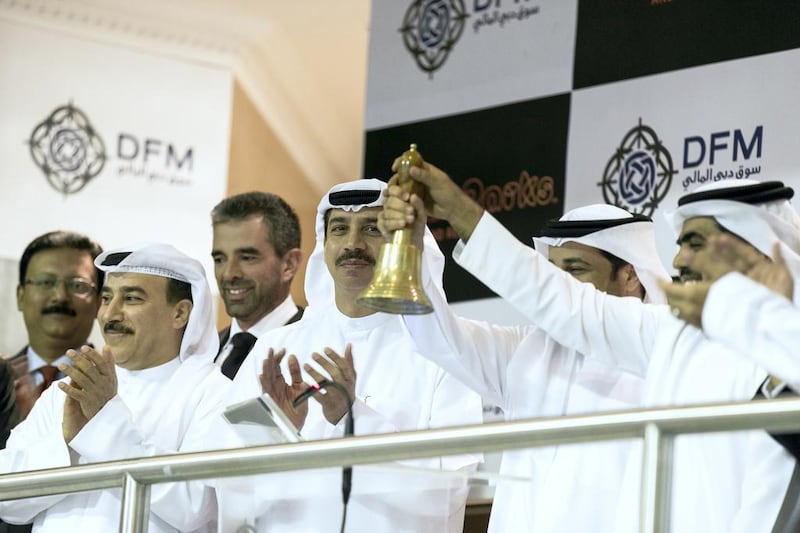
[461, 171, 558, 214]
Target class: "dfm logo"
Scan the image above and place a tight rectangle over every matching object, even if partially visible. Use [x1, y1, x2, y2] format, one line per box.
[599, 119, 675, 217]
[28, 103, 106, 195]
[680, 126, 763, 190]
[399, 0, 539, 77]
[600, 121, 765, 207]
[29, 102, 195, 194]
[400, 0, 469, 78]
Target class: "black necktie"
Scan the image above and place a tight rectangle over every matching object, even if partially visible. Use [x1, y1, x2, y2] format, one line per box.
[221, 332, 257, 380]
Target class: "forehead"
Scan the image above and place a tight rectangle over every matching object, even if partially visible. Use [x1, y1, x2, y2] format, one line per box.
[213, 216, 272, 246]
[28, 248, 94, 274]
[548, 241, 609, 264]
[679, 216, 721, 238]
[326, 206, 381, 225]
[103, 272, 168, 292]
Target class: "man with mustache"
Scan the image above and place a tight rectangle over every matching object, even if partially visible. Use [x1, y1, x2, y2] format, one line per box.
[0, 242, 230, 532]
[5, 231, 103, 424]
[213, 178, 482, 533]
[382, 164, 800, 533]
[211, 192, 304, 379]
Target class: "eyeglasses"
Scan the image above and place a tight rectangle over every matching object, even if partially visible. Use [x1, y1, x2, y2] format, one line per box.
[25, 276, 96, 296]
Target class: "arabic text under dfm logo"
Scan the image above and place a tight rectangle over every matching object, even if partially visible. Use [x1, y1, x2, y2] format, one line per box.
[28, 103, 106, 195]
[599, 118, 675, 217]
[400, 0, 469, 78]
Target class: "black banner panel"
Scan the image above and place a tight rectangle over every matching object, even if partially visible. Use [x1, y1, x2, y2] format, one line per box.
[364, 93, 570, 303]
[574, 0, 800, 89]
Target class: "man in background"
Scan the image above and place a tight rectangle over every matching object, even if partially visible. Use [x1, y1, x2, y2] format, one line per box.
[6, 231, 103, 421]
[211, 192, 304, 378]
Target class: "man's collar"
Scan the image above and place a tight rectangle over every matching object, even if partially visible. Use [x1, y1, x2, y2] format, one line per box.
[231, 294, 299, 339]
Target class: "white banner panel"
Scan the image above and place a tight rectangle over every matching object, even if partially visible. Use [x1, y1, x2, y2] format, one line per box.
[0, 20, 231, 262]
[565, 48, 800, 272]
[0, 20, 231, 352]
[366, 0, 576, 129]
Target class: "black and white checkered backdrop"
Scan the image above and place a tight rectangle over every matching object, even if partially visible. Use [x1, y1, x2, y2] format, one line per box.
[364, 0, 800, 314]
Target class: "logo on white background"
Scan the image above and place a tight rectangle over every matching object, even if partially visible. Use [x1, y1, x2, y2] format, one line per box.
[399, 0, 541, 77]
[599, 119, 675, 216]
[28, 103, 106, 195]
[400, 0, 469, 77]
[28, 102, 197, 192]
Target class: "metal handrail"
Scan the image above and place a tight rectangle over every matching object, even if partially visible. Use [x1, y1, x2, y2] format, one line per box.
[1, 397, 799, 532]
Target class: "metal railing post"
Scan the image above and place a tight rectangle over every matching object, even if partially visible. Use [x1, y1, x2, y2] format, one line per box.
[640, 422, 673, 533]
[119, 473, 149, 533]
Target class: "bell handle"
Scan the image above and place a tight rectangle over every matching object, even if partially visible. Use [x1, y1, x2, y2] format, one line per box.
[392, 143, 424, 248]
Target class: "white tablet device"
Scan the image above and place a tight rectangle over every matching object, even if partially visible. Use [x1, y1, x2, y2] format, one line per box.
[223, 393, 304, 444]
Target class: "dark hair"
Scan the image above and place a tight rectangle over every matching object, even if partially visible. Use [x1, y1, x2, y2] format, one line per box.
[211, 192, 301, 256]
[323, 209, 333, 238]
[166, 278, 193, 305]
[598, 250, 645, 300]
[597, 249, 627, 277]
[19, 231, 104, 287]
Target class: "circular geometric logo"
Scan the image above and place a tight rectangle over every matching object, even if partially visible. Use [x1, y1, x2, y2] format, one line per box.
[28, 103, 106, 195]
[599, 119, 675, 216]
[399, 0, 469, 78]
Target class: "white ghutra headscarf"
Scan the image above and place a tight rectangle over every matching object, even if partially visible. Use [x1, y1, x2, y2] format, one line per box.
[664, 179, 800, 305]
[664, 179, 800, 260]
[304, 178, 447, 311]
[532, 204, 671, 304]
[95, 242, 218, 361]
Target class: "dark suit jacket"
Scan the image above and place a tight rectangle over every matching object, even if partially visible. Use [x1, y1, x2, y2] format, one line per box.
[0, 353, 30, 533]
[0, 358, 20, 449]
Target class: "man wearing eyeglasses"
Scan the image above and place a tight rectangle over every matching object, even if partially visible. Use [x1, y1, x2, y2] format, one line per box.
[6, 231, 103, 421]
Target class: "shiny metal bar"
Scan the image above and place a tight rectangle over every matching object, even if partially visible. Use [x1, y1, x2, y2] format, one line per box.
[0, 398, 797, 516]
[119, 473, 149, 533]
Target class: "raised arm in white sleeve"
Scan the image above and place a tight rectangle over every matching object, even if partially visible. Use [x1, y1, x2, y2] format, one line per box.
[404, 277, 532, 407]
[703, 271, 800, 391]
[453, 212, 661, 377]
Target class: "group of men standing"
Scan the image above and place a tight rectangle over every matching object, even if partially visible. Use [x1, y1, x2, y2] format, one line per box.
[0, 156, 798, 532]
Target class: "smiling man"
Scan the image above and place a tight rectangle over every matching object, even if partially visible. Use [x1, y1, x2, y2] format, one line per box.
[0, 243, 230, 533]
[6, 231, 103, 424]
[210, 192, 304, 379]
[383, 162, 800, 533]
[213, 178, 482, 533]
[382, 190, 667, 533]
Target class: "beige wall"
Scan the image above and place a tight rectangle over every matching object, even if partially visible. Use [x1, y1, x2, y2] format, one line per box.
[219, 81, 321, 328]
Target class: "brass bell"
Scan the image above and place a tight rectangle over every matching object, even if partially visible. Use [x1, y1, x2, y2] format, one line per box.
[356, 144, 434, 314]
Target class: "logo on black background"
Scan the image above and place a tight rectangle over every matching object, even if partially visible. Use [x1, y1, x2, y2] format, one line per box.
[28, 103, 106, 195]
[400, 0, 469, 78]
[599, 119, 675, 216]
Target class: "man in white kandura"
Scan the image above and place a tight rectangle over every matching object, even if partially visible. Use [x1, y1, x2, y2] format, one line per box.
[214, 178, 482, 533]
[0, 243, 230, 532]
[380, 177, 669, 533]
[381, 162, 800, 533]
